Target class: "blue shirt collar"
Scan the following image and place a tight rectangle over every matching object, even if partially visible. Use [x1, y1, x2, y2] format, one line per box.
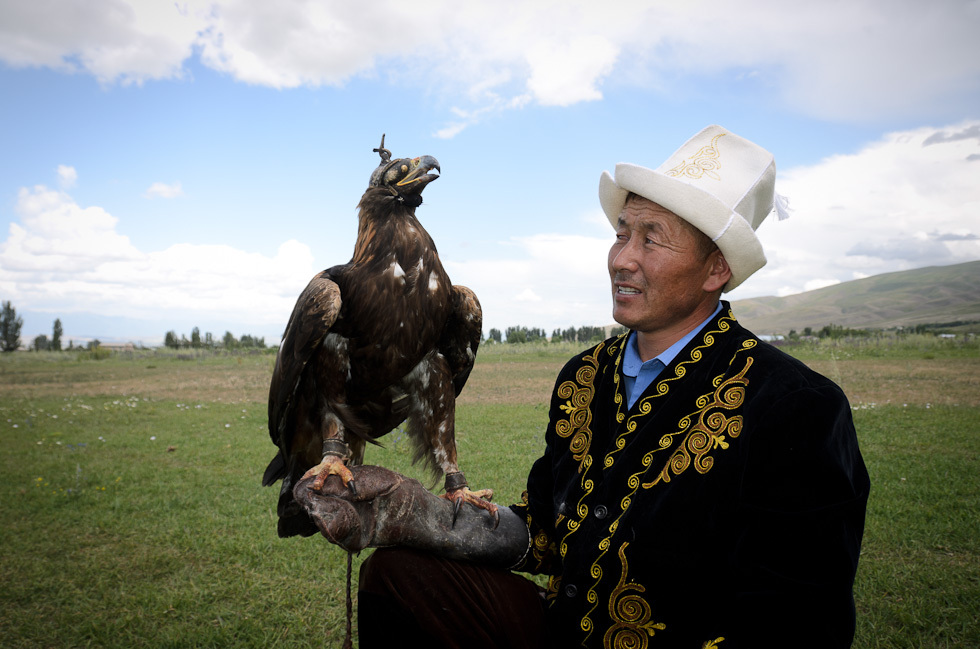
[622, 302, 723, 378]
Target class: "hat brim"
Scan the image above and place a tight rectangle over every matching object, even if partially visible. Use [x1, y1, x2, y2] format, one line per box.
[599, 164, 765, 292]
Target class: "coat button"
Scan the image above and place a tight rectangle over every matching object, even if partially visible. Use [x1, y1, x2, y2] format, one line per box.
[595, 505, 608, 519]
[564, 584, 578, 598]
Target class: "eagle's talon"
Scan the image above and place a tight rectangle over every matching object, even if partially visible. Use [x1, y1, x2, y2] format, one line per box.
[452, 497, 463, 527]
[443, 486, 498, 528]
[347, 480, 358, 497]
[305, 454, 355, 493]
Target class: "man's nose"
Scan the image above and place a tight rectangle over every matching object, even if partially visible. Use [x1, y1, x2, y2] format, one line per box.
[610, 239, 640, 272]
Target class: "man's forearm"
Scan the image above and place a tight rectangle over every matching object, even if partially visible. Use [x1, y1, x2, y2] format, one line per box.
[294, 465, 531, 570]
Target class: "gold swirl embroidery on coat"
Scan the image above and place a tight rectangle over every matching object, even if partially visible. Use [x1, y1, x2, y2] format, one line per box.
[555, 343, 606, 560]
[602, 542, 666, 649]
[642, 355, 753, 489]
[665, 132, 726, 181]
[582, 313, 736, 635]
[546, 575, 561, 602]
[602, 312, 734, 470]
[556, 343, 604, 472]
[531, 528, 556, 570]
[609, 333, 629, 423]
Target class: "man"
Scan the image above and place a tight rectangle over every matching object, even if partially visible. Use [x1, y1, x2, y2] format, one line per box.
[296, 125, 870, 648]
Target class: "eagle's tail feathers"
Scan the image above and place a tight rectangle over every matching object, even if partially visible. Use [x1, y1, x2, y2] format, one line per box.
[262, 451, 287, 486]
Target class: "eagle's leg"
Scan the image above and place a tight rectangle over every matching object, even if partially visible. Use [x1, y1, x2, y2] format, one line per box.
[411, 351, 497, 524]
[303, 416, 355, 493]
[442, 470, 498, 526]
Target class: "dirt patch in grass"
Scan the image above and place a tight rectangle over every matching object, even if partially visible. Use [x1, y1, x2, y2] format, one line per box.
[460, 359, 565, 406]
[807, 357, 980, 407]
[462, 356, 980, 408]
[0, 356, 275, 403]
[2, 353, 976, 408]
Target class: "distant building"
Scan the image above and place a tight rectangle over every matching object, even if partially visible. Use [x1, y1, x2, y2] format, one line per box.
[99, 342, 135, 352]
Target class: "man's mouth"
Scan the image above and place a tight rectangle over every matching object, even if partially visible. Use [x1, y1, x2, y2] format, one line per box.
[616, 286, 641, 295]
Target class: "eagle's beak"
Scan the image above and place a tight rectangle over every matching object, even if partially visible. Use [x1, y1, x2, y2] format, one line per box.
[396, 155, 440, 189]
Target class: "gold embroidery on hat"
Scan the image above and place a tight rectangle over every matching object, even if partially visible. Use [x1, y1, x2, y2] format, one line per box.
[666, 132, 726, 181]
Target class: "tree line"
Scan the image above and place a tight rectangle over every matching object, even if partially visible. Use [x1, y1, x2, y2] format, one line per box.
[163, 327, 266, 350]
[486, 324, 627, 344]
[1, 301, 69, 352]
[0, 300, 271, 353]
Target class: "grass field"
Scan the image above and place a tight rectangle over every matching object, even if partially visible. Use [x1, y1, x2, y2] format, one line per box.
[1, 338, 978, 648]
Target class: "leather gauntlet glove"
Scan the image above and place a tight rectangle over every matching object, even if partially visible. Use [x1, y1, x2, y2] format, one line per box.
[293, 465, 531, 570]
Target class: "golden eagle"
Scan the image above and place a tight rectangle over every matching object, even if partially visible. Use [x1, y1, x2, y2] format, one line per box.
[263, 136, 493, 537]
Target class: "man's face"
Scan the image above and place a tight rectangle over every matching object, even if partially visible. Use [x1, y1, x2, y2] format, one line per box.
[607, 196, 722, 335]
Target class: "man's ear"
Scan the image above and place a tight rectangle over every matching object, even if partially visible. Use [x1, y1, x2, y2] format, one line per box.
[703, 251, 732, 293]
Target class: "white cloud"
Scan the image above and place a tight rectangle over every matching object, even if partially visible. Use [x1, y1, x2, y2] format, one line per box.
[524, 33, 618, 107]
[2, 0, 976, 125]
[729, 120, 980, 300]
[453, 121, 980, 330]
[0, 185, 316, 332]
[4, 122, 977, 340]
[803, 279, 841, 293]
[57, 165, 77, 189]
[447, 232, 613, 333]
[0, 0, 206, 84]
[515, 288, 542, 303]
[144, 181, 184, 199]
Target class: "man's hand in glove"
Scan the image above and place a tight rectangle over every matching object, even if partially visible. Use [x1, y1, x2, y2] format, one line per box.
[293, 465, 530, 570]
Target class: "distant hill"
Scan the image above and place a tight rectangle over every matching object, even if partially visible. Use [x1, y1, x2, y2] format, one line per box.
[730, 260, 980, 335]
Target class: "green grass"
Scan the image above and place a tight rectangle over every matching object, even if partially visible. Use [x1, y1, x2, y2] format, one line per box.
[0, 396, 351, 648]
[777, 333, 980, 362]
[852, 404, 980, 648]
[1, 350, 978, 647]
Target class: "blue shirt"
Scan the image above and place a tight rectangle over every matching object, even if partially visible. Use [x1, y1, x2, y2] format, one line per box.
[621, 302, 723, 409]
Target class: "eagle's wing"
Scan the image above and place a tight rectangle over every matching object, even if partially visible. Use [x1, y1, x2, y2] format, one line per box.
[263, 269, 343, 487]
[439, 285, 483, 396]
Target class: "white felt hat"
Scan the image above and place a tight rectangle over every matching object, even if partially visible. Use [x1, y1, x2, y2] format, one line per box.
[599, 125, 786, 292]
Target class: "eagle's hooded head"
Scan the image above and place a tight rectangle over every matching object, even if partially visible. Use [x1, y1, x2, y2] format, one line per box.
[369, 135, 440, 208]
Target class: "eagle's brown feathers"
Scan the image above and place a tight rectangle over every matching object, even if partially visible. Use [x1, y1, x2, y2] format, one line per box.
[264, 139, 486, 537]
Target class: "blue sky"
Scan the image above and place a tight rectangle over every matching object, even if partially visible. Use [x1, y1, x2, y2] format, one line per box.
[1, 0, 978, 346]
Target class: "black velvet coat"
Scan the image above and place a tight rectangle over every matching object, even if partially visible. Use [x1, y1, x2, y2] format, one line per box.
[510, 304, 870, 649]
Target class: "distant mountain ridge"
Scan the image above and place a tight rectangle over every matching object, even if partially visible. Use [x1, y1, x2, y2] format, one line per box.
[730, 260, 980, 334]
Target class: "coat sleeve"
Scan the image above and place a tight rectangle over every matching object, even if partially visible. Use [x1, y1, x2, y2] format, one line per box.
[508, 356, 587, 576]
[731, 381, 870, 647]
